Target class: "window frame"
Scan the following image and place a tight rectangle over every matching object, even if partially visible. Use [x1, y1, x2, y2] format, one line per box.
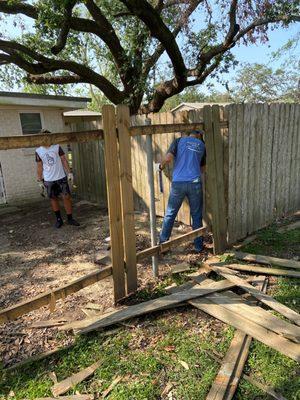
[18, 110, 44, 135]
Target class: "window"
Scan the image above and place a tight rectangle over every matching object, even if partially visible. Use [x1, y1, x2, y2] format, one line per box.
[20, 113, 42, 135]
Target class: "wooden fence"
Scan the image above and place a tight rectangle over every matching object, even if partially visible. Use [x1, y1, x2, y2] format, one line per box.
[71, 103, 300, 246]
[227, 103, 300, 243]
[70, 120, 107, 207]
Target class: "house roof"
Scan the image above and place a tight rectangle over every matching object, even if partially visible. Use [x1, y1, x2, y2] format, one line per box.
[0, 91, 91, 109]
[63, 109, 101, 117]
[171, 102, 230, 112]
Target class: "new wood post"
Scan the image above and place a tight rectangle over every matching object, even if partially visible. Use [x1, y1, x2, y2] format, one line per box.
[203, 105, 228, 254]
[102, 105, 126, 302]
[116, 105, 137, 294]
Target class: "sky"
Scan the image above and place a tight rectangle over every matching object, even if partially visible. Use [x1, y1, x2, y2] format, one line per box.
[0, 6, 299, 95]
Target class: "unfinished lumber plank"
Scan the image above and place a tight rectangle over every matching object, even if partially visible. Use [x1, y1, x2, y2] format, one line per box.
[0, 130, 103, 151]
[208, 264, 300, 326]
[232, 233, 257, 250]
[208, 291, 300, 343]
[130, 122, 202, 136]
[190, 297, 300, 362]
[231, 251, 300, 270]
[224, 263, 300, 278]
[5, 344, 74, 371]
[52, 360, 102, 396]
[103, 105, 126, 302]
[205, 350, 287, 400]
[102, 375, 123, 398]
[34, 396, 93, 400]
[117, 105, 137, 294]
[29, 319, 69, 328]
[206, 330, 249, 400]
[62, 279, 239, 333]
[0, 266, 112, 324]
[227, 104, 237, 244]
[277, 220, 300, 233]
[136, 227, 207, 261]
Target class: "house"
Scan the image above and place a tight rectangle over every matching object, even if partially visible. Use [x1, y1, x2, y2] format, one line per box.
[171, 102, 230, 113]
[0, 92, 90, 205]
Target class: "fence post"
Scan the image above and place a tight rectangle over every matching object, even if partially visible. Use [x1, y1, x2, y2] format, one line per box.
[203, 105, 228, 254]
[116, 105, 138, 294]
[102, 105, 126, 302]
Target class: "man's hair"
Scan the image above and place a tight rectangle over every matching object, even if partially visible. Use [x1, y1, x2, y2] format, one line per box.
[189, 129, 205, 136]
[39, 129, 51, 134]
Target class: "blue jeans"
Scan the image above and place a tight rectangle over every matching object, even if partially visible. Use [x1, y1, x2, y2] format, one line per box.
[159, 181, 203, 251]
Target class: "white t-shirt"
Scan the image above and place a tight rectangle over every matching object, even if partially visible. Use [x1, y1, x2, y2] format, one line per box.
[36, 144, 66, 182]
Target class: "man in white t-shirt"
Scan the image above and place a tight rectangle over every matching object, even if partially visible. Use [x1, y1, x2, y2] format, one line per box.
[35, 129, 80, 228]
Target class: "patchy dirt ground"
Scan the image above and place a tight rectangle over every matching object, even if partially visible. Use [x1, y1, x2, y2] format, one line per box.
[0, 200, 212, 368]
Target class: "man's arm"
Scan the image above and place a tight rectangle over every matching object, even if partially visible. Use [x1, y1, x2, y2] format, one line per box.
[36, 161, 43, 181]
[160, 152, 174, 170]
[60, 154, 71, 174]
[160, 138, 180, 170]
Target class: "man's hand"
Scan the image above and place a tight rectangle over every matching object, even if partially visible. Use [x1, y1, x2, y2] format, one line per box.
[68, 172, 74, 187]
[37, 179, 44, 189]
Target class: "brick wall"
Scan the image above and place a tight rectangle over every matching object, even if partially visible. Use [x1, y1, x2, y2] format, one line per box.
[0, 107, 68, 205]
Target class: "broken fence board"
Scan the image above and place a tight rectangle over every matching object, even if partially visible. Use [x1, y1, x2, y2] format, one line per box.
[231, 251, 300, 271]
[52, 360, 102, 396]
[0, 266, 112, 324]
[190, 297, 300, 362]
[277, 220, 300, 233]
[212, 291, 300, 343]
[206, 330, 249, 400]
[224, 263, 300, 278]
[205, 350, 287, 400]
[33, 396, 93, 400]
[62, 279, 239, 333]
[208, 264, 300, 326]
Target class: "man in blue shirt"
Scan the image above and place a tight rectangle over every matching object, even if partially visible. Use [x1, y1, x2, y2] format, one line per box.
[159, 130, 206, 252]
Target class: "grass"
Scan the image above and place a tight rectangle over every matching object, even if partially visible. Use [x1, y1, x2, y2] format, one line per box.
[1, 226, 299, 399]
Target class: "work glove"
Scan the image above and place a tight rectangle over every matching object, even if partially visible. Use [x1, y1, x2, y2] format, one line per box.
[154, 163, 161, 173]
[37, 180, 45, 197]
[68, 172, 74, 187]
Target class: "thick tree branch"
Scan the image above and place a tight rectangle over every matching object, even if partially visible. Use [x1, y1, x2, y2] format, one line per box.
[0, 0, 131, 88]
[0, 1, 38, 19]
[120, 0, 187, 87]
[51, 0, 76, 55]
[0, 40, 125, 104]
[143, 0, 202, 77]
[27, 74, 86, 85]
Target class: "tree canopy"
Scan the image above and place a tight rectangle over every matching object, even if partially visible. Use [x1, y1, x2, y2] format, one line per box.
[0, 0, 299, 114]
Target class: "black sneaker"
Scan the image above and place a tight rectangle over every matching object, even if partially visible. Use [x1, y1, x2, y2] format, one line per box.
[55, 219, 64, 229]
[67, 218, 80, 226]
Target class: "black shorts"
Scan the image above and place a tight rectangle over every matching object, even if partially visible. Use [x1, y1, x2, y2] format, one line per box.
[44, 177, 70, 199]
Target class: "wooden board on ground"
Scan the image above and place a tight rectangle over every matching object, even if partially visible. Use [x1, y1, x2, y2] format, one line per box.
[52, 360, 102, 396]
[224, 263, 300, 278]
[0, 266, 112, 324]
[34, 396, 93, 400]
[208, 263, 300, 326]
[189, 297, 300, 362]
[231, 251, 300, 270]
[29, 319, 69, 328]
[212, 290, 300, 343]
[277, 220, 300, 233]
[206, 330, 250, 400]
[207, 281, 268, 400]
[61, 279, 240, 333]
[206, 350, 287, 400]
[171, 263, 190, 274]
